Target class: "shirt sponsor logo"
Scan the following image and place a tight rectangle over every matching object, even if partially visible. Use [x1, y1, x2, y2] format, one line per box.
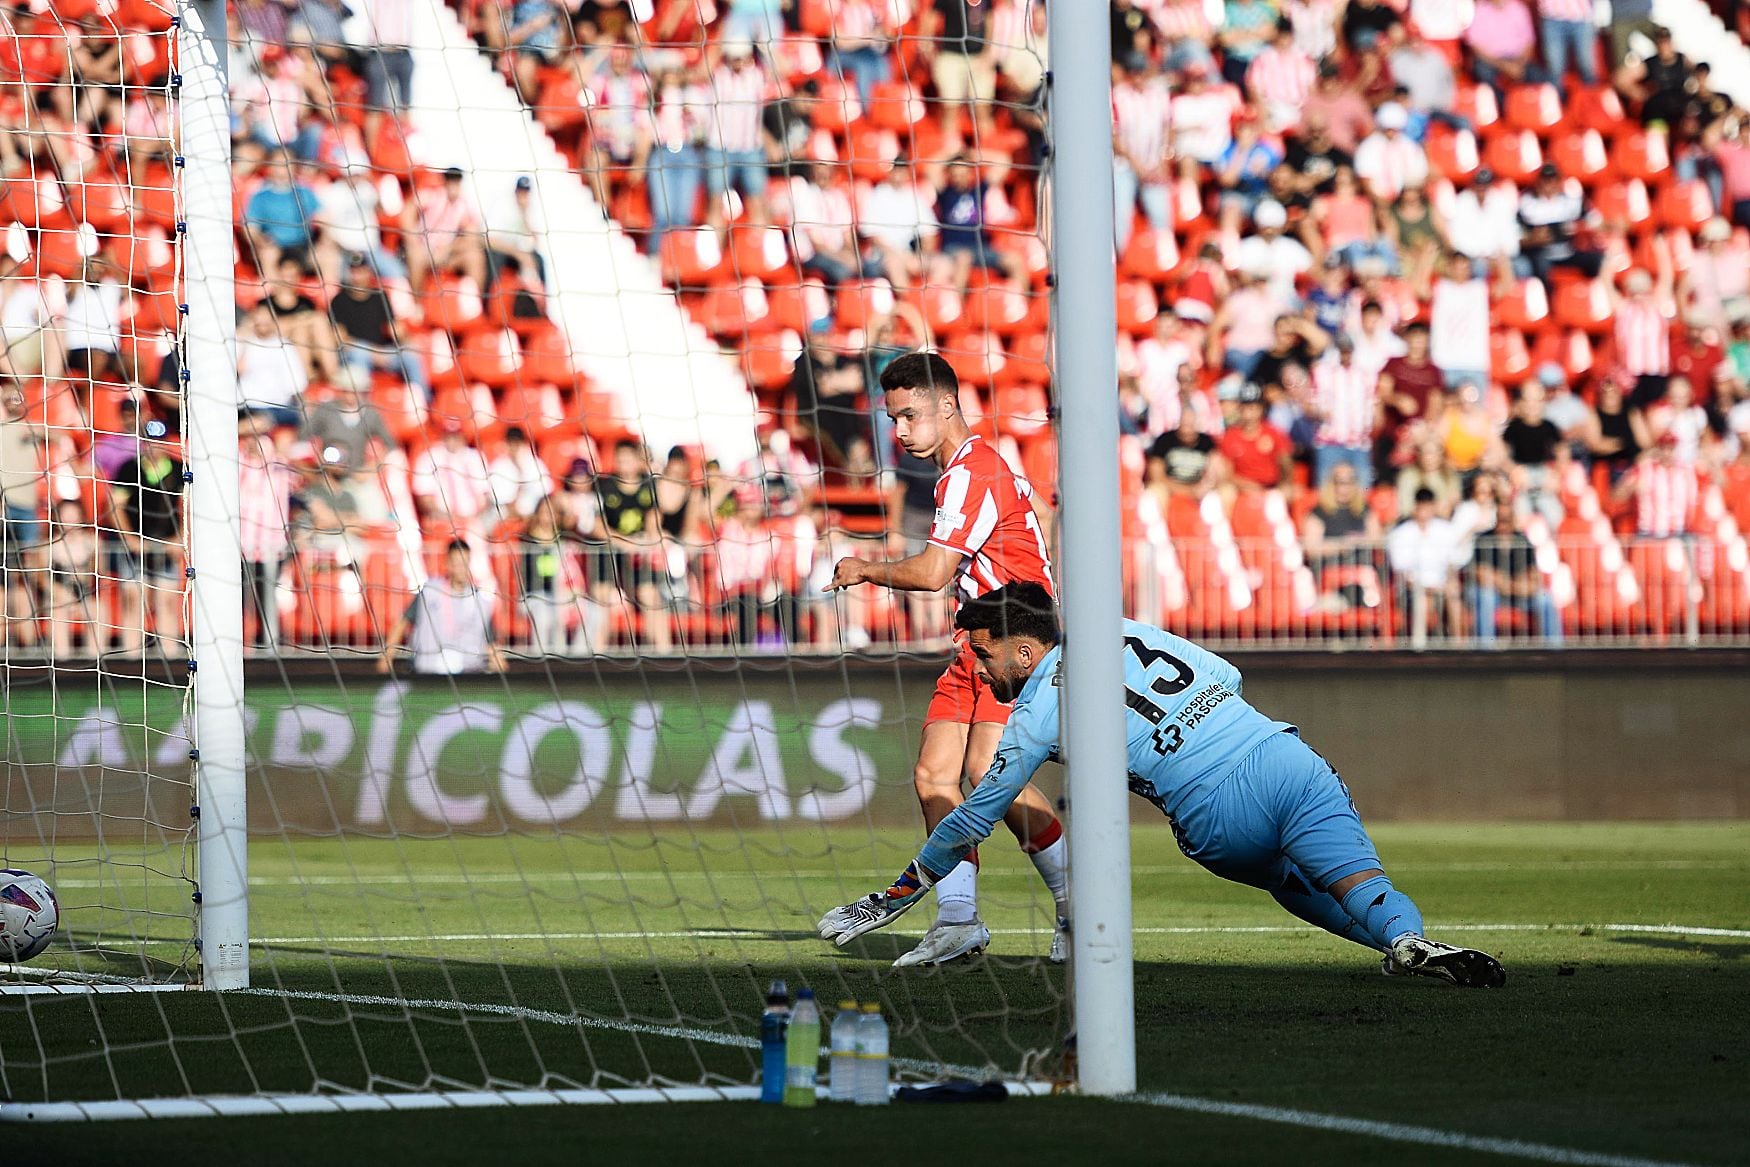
[1175, 683, 1232, 731]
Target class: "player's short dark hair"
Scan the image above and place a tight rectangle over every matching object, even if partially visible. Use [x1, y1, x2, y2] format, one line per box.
[955, 582, 1061, 646]
[879, 352, 960, 404]
[446, 537, 472, 556]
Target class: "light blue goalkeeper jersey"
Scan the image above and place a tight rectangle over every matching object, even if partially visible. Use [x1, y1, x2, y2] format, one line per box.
[916, 620, 1295, 878]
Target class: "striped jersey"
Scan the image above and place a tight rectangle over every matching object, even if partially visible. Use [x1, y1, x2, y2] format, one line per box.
[930, 433, 1054, 601]
[1615, 297, 1672, 376]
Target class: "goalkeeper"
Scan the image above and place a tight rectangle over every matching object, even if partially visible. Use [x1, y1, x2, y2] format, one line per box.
[819, 582, 1507, 988]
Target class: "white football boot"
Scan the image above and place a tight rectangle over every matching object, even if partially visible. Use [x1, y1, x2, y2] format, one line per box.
[1048, 916, 1070, 964]
[892, 919, 991, 968]
[1385, 933, 1507, 988]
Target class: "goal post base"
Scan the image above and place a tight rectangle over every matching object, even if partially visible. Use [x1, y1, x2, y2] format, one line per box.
[0, 1082, 1059, 1123]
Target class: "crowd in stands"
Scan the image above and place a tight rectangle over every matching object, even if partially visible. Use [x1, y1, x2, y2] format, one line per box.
[3, 0, 1750, 663]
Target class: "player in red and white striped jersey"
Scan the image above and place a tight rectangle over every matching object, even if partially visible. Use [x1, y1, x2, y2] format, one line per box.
[827, 352, 1069, 966]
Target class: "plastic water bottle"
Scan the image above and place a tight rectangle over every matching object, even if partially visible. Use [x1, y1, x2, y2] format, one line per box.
[782, 988, 821, 1108]
[759, 980, 790, 1104]
[854, 1002, 889, 1106]
[829, 1001, 860, 1102]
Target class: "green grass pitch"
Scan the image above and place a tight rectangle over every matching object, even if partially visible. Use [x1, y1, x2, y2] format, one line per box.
[7, 822, 1747, 1166]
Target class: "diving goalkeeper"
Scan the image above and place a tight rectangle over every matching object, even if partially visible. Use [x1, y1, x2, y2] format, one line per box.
[818, 582, 1507, 988]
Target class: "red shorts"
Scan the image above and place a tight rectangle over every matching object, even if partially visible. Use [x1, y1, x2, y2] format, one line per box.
[925, 640, 1013, 727]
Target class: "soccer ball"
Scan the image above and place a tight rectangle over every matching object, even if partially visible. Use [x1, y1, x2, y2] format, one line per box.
[0, 869, 59, 963]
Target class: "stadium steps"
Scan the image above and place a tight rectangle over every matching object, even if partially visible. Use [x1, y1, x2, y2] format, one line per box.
[405, 0, 758, 467]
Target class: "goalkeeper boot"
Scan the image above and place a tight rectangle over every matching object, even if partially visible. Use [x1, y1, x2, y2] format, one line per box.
[1387, 934, 1507, 988]
[892, 919, 991, 968]
[1048, 916, 1070, 964]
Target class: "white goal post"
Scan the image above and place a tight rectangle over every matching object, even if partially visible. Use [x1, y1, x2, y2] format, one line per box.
[181, 0, 248, 993]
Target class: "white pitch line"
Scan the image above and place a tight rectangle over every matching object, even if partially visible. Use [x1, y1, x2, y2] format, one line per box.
[235, 921, 1750, 946]
[1131, 1093, 1699, 1167]
[37, 858, 1744, 891]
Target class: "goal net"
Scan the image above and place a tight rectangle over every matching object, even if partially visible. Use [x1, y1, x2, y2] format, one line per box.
[0, 0, 1073, 1114]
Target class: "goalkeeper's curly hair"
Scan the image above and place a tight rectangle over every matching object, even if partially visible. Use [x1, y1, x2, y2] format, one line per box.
[953, 581, 1061, 646]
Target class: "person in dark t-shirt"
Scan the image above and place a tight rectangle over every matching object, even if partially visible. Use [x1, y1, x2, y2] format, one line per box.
[594, 439, 672, 649]
[1148, 408, 1220, 497]
[1470, 497, 1562, 645]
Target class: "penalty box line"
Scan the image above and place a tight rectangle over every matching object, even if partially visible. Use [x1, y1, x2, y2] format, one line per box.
[1130, 1093, 1699, 1167]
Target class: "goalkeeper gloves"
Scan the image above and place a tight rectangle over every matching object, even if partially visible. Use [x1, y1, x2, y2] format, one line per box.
[816, 862, 936, 947]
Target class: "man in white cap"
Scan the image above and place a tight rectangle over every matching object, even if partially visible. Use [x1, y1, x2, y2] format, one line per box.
[1353, 103, 1427, 202]
[1236, 199, 1312, 305]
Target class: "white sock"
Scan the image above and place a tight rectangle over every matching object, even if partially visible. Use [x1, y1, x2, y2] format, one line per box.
[1029, 837, 1070, 918]
[933, 860, 979, 925]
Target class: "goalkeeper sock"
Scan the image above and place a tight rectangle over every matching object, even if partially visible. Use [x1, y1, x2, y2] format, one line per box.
[1270, 866, 1373, 950]
[1338, 875, 1425, 950]
[1021, 819, 1069, 914]
[933, 854, 979, 925]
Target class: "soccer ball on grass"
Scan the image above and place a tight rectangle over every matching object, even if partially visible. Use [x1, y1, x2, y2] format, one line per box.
[0, 869, 59, 963]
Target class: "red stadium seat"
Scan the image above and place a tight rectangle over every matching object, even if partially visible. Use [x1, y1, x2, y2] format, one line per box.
[1657, 180, 1714, 232]
[1552, 278, 1613, 332]
[1115, 280, 1159, 336]
[659, 228, 726, 287]
[1424, 128, 1481, 184]
[1504, 84, 1562, 133]
[1483, 129, 1543, 184]
[1611, 129, 1671, 183]
[1593, 179, 1652, 229]
[1549, 130, 1609, 184]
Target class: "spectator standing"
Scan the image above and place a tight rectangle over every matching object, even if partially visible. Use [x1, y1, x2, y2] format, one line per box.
[702, 41, 773, 232]
[356, 0, 416, 125]
[1430, 252, 1492, 389]
[935, 156, 1015, 290]
[1388, 486, 1464, 638]
[108, 418, 184, 654]
[515, 492, 581, 655]
[378, 538, 505, 675]
[1644, 375, 1710, 467]
[827, 0, 897, 106]
[238, 409, 298, 650]
[43, 499, 97, 656]
[1464, 0, 1545, 96]
[583, 46, 652, 210]
[1112, 53, 1175, 253]
[0, 384, 42, 648]
[1614, 267, 1674, 407]
[786, 156, 862, 288]
[648, 60, 711, 249]
[1246, 20, 1316, 133]
[792, 326, 872, 472]
[596, 439, 674, 652]
[1471, 496, 1562, 645]
[1310, 335, 1380, 487]
[1219, 0, 1278, 87]
[926, 0, 999, 146]
[714, 485, 774, 646]
[1537, 0, 1600, 85]
[1588, 374, 1648, 486]
[1353, 103, 1427, 202]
